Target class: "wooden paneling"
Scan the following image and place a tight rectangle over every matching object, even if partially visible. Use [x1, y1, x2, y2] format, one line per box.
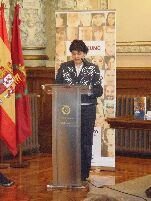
[26, 67, 55, 153]
[116, 67, 151, 96]
[27, 66, 151, 96]
[107, 116, 151, 130]
[26, 67, 55, 123]
[26, 66, 151, 121]
[116, 67, 151, 155]
[26, 67, 55, 95]
[26, 67, 151, 154]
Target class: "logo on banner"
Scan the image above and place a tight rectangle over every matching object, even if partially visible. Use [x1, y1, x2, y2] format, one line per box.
[66, 41, 105, 56]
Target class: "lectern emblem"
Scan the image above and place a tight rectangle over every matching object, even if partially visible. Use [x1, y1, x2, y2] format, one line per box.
[61, 105, 71, 115]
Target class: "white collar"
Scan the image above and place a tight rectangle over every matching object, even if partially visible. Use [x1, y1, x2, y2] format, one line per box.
[75, 62, 83, 69]
[75, 63, 83, 76]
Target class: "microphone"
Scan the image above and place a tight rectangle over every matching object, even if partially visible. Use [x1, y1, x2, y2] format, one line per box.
[81, 58, 87, 64]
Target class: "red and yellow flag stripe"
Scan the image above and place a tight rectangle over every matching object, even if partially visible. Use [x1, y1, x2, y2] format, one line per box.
[0, 3, 17, 156]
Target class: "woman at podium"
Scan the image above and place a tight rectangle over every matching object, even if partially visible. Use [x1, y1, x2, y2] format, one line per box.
[56, 39, 103, 181]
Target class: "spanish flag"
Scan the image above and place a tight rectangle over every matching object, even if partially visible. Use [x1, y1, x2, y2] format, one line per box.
[0, 3, 17, 155]
[11, 4, 32, 144]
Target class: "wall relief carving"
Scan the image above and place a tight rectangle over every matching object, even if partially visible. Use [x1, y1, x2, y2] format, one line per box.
[57, 0, 108, 10]
[4, 0, 47, 48]
[4, 0, 48, 67]
[20, 0, 46, 48]
[117, 41, 151, 55]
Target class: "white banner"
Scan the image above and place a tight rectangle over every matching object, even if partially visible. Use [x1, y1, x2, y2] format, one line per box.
[55, 10, 116, 169]
[92, 127, 115, 168]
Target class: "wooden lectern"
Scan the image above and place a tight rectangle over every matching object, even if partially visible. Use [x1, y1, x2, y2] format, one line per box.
[42, 84, 89, 189]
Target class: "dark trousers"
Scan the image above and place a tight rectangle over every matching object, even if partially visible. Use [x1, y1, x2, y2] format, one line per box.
[81, 104, 96, 180]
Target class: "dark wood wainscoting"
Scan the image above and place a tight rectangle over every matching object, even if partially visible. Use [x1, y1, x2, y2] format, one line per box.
[116, 67, 151, 155]
[117, 67, 151, 96]
[26, 67, 55, 153]
[26, 67, 151, 154]
[26, 66, 151, 97]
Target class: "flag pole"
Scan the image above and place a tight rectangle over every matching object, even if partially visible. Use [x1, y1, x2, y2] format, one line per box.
[10, 145, 30, 168]
[0, 141, 10, 169]
[10, 0, 32, 168]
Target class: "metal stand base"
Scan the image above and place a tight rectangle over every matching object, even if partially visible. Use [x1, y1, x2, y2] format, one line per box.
[47, 183, 86, 191]
[10, 161, 30, 168]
